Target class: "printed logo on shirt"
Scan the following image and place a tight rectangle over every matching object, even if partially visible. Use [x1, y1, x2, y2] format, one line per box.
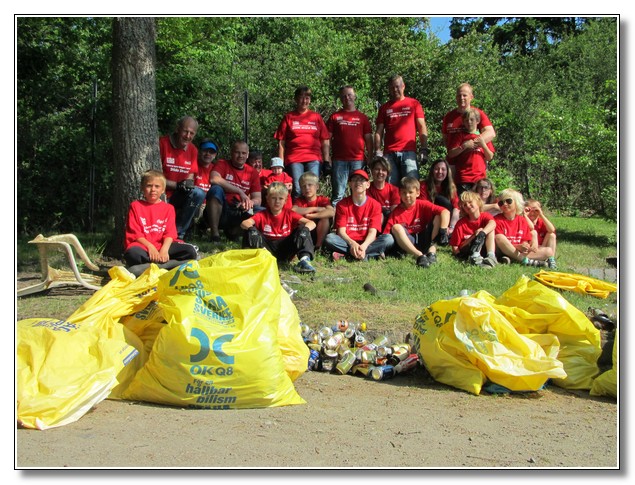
[226, 174, 234, 181]
[264, 224, 272, 233]
[166, 157, 175, 165]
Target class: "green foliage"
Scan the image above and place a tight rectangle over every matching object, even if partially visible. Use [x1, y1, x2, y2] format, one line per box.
[16, 16, 618, 237]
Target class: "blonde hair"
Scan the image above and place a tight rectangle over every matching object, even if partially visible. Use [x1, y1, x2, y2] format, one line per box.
[267, 181, 289, 198]
[400, 176, 420, 192]
[462, 108, 481, 123]
[460, 190, 483, 208]
[299, 171, 319, 186]
[140, 170, 166, 190]
[499, 188, 525, 216]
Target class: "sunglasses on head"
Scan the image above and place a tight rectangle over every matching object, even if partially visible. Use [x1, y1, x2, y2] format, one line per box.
[498, 198, 514, 207]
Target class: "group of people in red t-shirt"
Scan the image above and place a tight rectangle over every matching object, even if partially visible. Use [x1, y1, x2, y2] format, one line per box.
[121, 80, 557, 276]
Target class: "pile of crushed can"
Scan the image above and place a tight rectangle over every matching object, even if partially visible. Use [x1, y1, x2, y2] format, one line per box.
[300, 320, 419, 381]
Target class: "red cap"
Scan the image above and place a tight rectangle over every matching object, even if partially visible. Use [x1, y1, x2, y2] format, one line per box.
[349, 169, 369, 181]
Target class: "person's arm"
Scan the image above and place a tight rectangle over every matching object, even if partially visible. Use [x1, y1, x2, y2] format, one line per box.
[136, 237, 163, 262]
[374, 123, 385, 155]
[158, 237, 173, 262]
[211, 171, 250, 204]
[277, 139, 285, 160]
[249, 191, 262, 209]
[537, 207, 556, 233]
[479, 125, 496, 144]
[321, 139, 331, 163]
[299, 217, 317, 232]
[358, 228, 378, 259]
[475, 137, 494, 161]
[363, 132, 373, 164]
[240, 217, 256, 230]
[416, 117, 428, 150]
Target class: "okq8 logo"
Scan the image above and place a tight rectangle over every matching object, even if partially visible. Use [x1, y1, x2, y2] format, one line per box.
[189, 329, 235, 376]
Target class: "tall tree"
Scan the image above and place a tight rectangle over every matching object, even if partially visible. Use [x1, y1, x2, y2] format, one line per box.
[107, 17, 160, 257]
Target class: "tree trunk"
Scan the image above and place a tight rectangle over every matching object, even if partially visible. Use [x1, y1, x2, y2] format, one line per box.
[106, 17, 159, 258]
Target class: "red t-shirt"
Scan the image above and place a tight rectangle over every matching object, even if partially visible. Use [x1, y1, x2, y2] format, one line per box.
[124, 199, 178, 252]
[274, 110, 330, 164]
[442, 107, 493, 151]
[327, 109, 372, 161]
[449, 212, 494, 247]
[159, 135, 199, 198]
[375, 97, 425, 153]
[334, 196, 383, 243]
[293, 195, 332, 209]
[531, 217, 553, 245]
[368, 183, 400, 211]
[419, 182, 459, 209]
[448, 132, 495, 184]
[212, 159, 261, 205]
[251, 208, 304, 240]
[384, 199, 445, 235]
[195, 162, 215, 191]
[257, 168, 273, 188]
[494, 214, 532, 245]
[264, 172, 293, 186]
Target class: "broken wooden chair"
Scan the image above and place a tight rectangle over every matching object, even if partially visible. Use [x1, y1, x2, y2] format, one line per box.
[17, 234, 105, 297]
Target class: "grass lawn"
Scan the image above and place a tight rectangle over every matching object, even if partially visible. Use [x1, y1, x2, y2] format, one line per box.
[16, 215, 618, 336]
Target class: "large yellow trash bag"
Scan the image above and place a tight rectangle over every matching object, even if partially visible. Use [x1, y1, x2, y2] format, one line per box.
[495, 276, 601, 389]
[17, 318, 139, 430]
[590, 330, 618, 398]
[122, 250, 306, 409]
[119, 301, 166, 358]
[412, 295, 566, 395]
[278, 289, 310, 382]
[533, 270, 617, 299]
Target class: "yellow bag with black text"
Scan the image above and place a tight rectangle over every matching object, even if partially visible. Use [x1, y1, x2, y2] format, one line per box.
[122, 249, 306, 408]
[412, 293, 567, 395]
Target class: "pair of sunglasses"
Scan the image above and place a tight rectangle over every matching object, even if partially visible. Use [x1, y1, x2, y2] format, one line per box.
[497, 198, 514, 207]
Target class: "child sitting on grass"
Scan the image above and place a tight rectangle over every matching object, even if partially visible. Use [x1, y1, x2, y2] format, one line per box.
[240, 182, 317, 274]
[367, 156, 400, 229]
[291, 171, 334, 250]
[123, 170, 198, 276]
[450, 190, 497, 267]
[494, 189, 553, 267]
[384, 176, 450, 269]
[524, 198, 557, 269]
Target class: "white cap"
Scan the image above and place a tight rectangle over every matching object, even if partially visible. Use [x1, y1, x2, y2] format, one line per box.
[270, 157, 284, 168]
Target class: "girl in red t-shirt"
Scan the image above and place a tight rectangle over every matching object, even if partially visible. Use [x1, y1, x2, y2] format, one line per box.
[524, 199, 558, 269]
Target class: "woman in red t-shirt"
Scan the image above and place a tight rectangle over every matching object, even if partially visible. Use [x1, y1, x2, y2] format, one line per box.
[419, 159, 460, 236]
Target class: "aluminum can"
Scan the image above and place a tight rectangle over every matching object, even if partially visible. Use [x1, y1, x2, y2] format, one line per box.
[370, 365, 396, 381]
[318, 326, 334, 340]
[344, 326, 356, 340]
[321, 349, 338, 372]
[337, 320, 349, 332]
[376, 345, 392, 358]
[325, 332, 345, 350]
[354, 332, 368, 347]
[394, 354, 419, 373]
[300, 322, 312, 338]
[351, 364, 372, 377]
[360, 349, 377, 364]
[308, 349, 320, 370]
[388, 346, 409, 365]
[307, 343, 322, 352]
[357, 322, 367, 332]
[372, 335, 390, 347]
[335, 350, 356, 375]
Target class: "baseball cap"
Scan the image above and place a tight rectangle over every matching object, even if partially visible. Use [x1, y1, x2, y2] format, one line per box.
[270, 157, 284, 168]
[200, 141, 218, 152]
[349, 169, 369, 181]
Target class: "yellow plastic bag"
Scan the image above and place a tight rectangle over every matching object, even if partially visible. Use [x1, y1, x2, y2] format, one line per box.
[533, 270, 617, 299]
[412, 294, 566, 395]
[120, 301, 166, 359]
[277, 289, 310, 382]
[495, 276, 601, 389]
[122, 249, 306, 409]
[590, 330, 618, 398]
[17, 318, 139, 430]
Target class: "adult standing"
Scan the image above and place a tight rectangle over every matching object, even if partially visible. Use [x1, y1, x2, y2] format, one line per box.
[159, 116, 205, 240]
[274, 86, 331, 199]
[374, 75, 428, 186]
[206, 140, 262, 242]
[326, 85, 373, 206]
[442, 83, 496, 192]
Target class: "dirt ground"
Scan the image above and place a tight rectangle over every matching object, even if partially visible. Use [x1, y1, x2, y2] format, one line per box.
[15, 273, 619, 471]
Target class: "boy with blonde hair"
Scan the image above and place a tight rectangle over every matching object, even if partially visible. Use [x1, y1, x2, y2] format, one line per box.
[450, 190, 497, 267]
[241, 182, 317, 273]
[292, 171, 334, 250]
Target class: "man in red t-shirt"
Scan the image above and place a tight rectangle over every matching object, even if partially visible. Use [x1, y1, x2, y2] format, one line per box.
[374, 75, 428, 186]
[206, 140, 262, 242]
[326, 85, 373, 206]
[159, 116, 205, 240]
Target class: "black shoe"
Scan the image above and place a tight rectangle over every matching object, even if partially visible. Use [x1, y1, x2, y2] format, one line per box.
[426, 252, 437, 264]
[436, 228, 449, 246]
[416, 255, 430, 268]
[210, 234, 222, 243]
[469, 231, 486, 255]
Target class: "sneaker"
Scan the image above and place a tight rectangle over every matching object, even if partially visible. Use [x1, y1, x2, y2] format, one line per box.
[482, 256, 498, 267]
[210, 234, 222, 243]
[500, 256, 511, 265]
[469, 232, 486, 254]
[547, 257, 557, 270]
[426, 252, 437, 264]
[469, 254, 483, 265]
[294, 258, 316, 274]
[416, 255, 430, 268]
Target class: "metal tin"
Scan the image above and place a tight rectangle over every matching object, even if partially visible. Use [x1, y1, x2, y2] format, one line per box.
[354, 332, 368, 347]
[375, 357, 387, 366]
[300, 322, 312, 338]
[325, 332, 345, 350]
[372, 335, 390, 347]
[376, 345, 392, 358]
[321, 349, 338, 372]
[344, 326, 356, 340]
[358, 322, 367, 332]
[337, 320, 349, 332]
[308, 332, 321, 345]
[395, 354, 419, 373]
[308, 349, 320, 370]
[307, 343, 322, 352]
[351, 364, 372, 377]
[370, 365, 396, 381]
[360, 350, 377, 364]
[318, 326, 334, 339]
[335, 350, 356, 375]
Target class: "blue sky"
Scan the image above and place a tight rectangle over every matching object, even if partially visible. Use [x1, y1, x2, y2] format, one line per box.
[429, 17, 453, 43]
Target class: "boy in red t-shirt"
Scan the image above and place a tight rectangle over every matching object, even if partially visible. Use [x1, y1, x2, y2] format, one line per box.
[241, 182, 317, 273]
[292, 171, 334, 250]
[123, 170, 198, 276]
[384, 176, 449, 268]
[450, 190, 497, 267]
[263, 157, 293, 209]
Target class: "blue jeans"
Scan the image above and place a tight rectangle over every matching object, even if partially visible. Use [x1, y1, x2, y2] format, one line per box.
[169, 187, 207, 240]
[385, 151, 418, 186]
[331, 160, 363, 206]
[324, 233, 394, 259]
[287, 161, 320, 199]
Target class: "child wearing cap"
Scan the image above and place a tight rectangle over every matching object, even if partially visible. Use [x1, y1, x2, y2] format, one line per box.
[292, 172, 335, 250]
[384, 176, 450, 268]
[241, 182, 317, 273]
[264, 157, 293, 209]
[323, 169, 394, 261]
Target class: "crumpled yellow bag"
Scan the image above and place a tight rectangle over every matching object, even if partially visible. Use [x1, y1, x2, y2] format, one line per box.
[590, 330, 618, 398]
[122, 249, 306, 409]
[533, 270, 617, 299]
[412, 293, 567, 395]
[495, 276, 601, 389]
[17, 318, 139, 430]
